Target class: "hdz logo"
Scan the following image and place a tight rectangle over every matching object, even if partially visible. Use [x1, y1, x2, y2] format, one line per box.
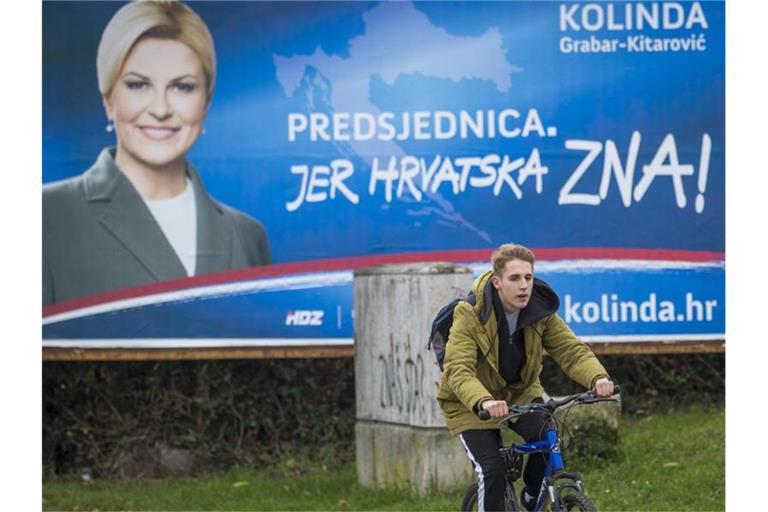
[285, 310, 324, 326]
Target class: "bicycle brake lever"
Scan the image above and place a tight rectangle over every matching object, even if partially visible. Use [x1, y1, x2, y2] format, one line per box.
[496, 406, 528, 425]
[497, 413, 519, 426]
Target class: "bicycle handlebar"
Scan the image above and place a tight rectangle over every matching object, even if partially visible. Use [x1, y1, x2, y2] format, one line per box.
[477, 384, 621, 421]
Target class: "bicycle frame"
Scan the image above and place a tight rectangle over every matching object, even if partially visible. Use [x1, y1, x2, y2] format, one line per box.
[510, 423, 583, 511]
[513, 427, 564, 472]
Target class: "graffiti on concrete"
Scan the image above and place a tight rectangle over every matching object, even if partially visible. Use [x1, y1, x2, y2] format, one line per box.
[377, 334, 426, 419]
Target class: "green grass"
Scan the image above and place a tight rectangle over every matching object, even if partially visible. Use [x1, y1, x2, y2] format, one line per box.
[580, 405, 724, 511]
[43, 404, 724, 511]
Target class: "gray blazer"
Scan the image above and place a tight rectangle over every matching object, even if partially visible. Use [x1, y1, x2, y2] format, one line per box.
[43, 148, 271, 306]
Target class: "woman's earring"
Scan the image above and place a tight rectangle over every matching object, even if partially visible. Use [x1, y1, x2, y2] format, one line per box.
[202, 126, 207, 135]
[106, 119, 114, 133]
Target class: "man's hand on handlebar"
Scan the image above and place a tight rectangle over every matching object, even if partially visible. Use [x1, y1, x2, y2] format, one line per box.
[593, 377, 614, 397]
[480, 399, 509, 418]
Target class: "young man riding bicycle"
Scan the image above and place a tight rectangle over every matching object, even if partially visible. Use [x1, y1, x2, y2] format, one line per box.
[436, 244, 614, 511]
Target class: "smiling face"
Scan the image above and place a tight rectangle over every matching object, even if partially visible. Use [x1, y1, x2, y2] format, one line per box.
[103, 37, 208, 172]
[491, 258, 534, 313]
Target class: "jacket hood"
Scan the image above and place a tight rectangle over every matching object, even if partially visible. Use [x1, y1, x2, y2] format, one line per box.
[470, 270, 560, 329]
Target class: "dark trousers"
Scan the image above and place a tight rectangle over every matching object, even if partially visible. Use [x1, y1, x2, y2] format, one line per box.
[459, 406, 548, 512]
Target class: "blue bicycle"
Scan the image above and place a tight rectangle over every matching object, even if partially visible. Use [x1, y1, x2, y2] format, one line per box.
[460, 385, 621, 511]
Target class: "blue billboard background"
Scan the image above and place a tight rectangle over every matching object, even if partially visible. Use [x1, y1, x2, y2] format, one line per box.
[43, 264, 723, 344]
[42, 1, 724, 345]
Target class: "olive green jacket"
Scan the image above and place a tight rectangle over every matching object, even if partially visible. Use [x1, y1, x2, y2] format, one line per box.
[436, 270, 608, 435]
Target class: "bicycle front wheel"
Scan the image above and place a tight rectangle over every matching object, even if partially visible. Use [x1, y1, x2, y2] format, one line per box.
[460, 481, 518, 511]
[460, 482, 479, 511]
[559, 492, 596, 512]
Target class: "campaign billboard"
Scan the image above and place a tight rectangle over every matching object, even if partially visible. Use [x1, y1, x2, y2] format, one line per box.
[42, 1, 724, 348]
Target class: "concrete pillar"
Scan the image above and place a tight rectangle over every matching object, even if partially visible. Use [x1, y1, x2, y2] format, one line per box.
[354, 263, 474, 494]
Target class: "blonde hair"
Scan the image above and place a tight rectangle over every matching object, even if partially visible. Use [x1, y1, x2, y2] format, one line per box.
[491, 243, 536, 276]
[97, 0, 216, 99]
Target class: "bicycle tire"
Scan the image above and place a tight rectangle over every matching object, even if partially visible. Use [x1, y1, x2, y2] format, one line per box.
[460, 482, 479, 511]
[460, 481, 519, 511]
[559, 492, 596, 512]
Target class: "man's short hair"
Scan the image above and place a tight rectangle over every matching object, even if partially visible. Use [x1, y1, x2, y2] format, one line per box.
[491, 243, 536, 276]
